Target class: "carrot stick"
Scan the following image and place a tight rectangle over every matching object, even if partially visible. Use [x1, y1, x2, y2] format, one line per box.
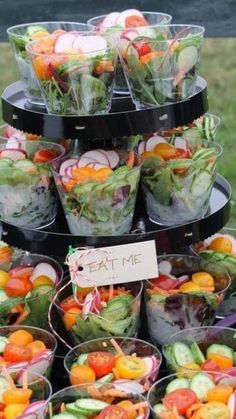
[186, 403, 203, 418]
[103, 389, 128, 397]
[13, 310, 29, 325]
[126, 401, 149, 411]
[1, 366, 16, 389]
[108, 285, 114, 301]
[60, 403, 66, 413]
[110, 339, 125, 356]
[87, 386, 102, 399]
[127, 151, 135, 168]
[173, 407, 181, 419]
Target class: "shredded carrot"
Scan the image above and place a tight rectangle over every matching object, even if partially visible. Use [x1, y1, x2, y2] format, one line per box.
[87, 386, 103, 399]
[173, 407, 181, 419]
[126, 401, 148, 412]
[186, 403, 203, 418]
[60, 403, 66, 413]
[103, 389, 128, 397]
[108, 284, 114, 301]
[13, 310, 29, 325]
[127, 151, 135, 168]
[110, 339, 125, 356]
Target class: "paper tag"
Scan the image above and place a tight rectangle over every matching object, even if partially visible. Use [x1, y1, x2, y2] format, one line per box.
[67, 240, 158, 287]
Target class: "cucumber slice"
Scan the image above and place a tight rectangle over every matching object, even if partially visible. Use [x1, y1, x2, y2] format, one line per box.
[76, 353, 89, 365]
[172, 342, 195, 366]
[177, 45, 198, 72]
[97, 372, 114, 383]
[0, 336, 9, 353]
[191, 342, 206, 364]
[65, 403, 87, 418]
[0, 290, 8, 303]
[190, 373, 215, 401]
[52, 414, 78, 419]
[26, 25, 49, 37]
[13, 159, 37, 170]
[75, 399, 110, 414]
[166, 378, 190, 394]
[0, 158, 13, 166]
[153, 403, 168, 414]
[0, 376, 11, 402]
[207, 344, 234, 360]
[190, 171, 212, 197]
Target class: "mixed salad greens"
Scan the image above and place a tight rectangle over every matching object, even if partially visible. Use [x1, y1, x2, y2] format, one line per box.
[0, 244, 62, 329]
[163, 326, 236, 375]
[145, 256, 230, 345]
[27, 32, 117, 115]
[0, 140, 64, 228]
[148, 371, 236, 418]
[64, 337, 161, 391]
[119, 24, 204, 108]
[140, 137, 222, 225]
[57, 281, 142, 344]
[46, 383, 149, 419]
[53, 149, 140, 235]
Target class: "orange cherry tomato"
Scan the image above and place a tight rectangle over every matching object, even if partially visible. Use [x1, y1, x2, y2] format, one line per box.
[206, 385, 233, 404]
[60, 296, 80, 312]
[63, 307, 81, 330]
[154, 143, 177, 160]
[3, 343, 32, 363]
[26, 340, 47, 357]
[209, 237, 233, 254]
[69, 365, 96, 385]
[9, 330, 33, 347]
[32, 275, 54, 288]
[5, 277, 33, 297]
[87, 352, 115, 378]
[125, 15, 148, 28]
[192, 272, 215, 288]
[33, 149, 60, 163]
[2, 388, 32, 405]
[207, 353, 233, 370]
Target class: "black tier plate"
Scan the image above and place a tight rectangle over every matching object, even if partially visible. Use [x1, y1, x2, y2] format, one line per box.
[0, 175, 231, 257]
[1, 77, 208, 140]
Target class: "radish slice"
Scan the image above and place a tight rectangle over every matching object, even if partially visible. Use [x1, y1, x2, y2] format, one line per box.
[59, 158, 78, 176]
[101, 12, 120, 29]
[17, 352, 52, 381]
[113, 379, 145, 394]
[174, 137, 188, 150]
[121, 29, 139, 41]
[228, 393, 236, 419]
[82, 291, 96, 320]
[30, 262, 57, 283]
[142, 356, 156, 375]
[138, 141, 145, 155]
[5, 126, 24, 139]
[116, 9, 144, 27]
[54, 33, 76, 53]
[21, 400, 47, 417]
[73, 35, 107, 56]
[64, 166, 74, 178]
[77, 157, 97, 167]
[0, 149, 27, 160]
[87, 162, 108, 170]
[81, 150, 110, 166]
[9, 266, 34, 278]
[6, 361, 29, 371]
[5, 139, 22, 150]
[104, 150, 119, 168]
[145, 136, 167, 152]
[158, 260, 172, 275]
[176, 275, 190, 287]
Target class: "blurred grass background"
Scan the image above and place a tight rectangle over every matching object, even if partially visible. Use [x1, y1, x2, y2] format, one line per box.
[0, 38, 235, 224]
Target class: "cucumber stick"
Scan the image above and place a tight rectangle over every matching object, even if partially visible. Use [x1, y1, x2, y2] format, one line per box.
[191, 342, 205, 364]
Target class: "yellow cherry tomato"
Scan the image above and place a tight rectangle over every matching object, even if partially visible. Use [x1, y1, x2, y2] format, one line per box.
[33, 275, 54, 288]
[0, 270, 9, 288]
[192, 272, 215, 288]
[176, 363, 201, 378]
[9, 329, 34, 347]
[209, 237, 233, 254]
[179, 281, 201, 293]
[4, 404, 28, 419]
[77, 286, 94, 296]
[195, 402, 230, 419]
[69, 365, 96, 385]
[206, 385, 233, 404]
[115, 355, 147, 379]
[3, 388, 32, 405]
[154, 143, 177, 160]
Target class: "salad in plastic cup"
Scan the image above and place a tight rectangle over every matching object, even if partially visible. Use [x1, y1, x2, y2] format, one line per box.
[44, 383, 149, 418]
[140, 138, 222, 225]
[145, 254, 231, 346]
[147, 371, 236, 418]
[0, 245, 64, 329]
[51, 149, 141, 235]
[163, 326, 236, 375]
[7, 22, 89, 105]
[192, 228, 236, 317]
[64, 337, 162, 392]
[0, 368, 52, 418]
[119, 24, 205, 109]
[87, 9, 172, 95]
[27, 31, 118, 116]
[0, 139, 65, 228]
[55, 279, 143, 345]
[0, 325, 57, 379]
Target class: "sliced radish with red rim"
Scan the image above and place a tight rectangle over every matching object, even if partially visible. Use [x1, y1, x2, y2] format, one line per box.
[54, 33, 76, 53]
[59, 158, 78, 176]
[145, 136, 167, 152]
[30, 262, 58, 283]
[0, 149, 27, 160]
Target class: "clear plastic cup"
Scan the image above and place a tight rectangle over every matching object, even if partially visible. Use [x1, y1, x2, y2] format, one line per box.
[163, 325, 236, 373]
[51, 150, 141, 235]
[55, 279, 143, 345]
[87, 11, 172, 95]
[0, 250, 64, 329]
[145, 254, 231, 346]
[141, 139, 222, 225]
[44, 383, 150, 418]
[0, 325, 57, 378]
[119, 24, 205, 108]
[64, 337, 162, 389]
[7, 22, 90, 105]
[27, 31, 118, 116]
[0, 139, 65, 228]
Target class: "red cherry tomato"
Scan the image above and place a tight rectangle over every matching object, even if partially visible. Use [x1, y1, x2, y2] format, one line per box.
[125, 15, 148, 28]
[5, 277, 33, 297]
[87, 351, 115, 378]
[97, 406, 128, 419]
[133, 40, 152, 57]
[201, 359, 220, 371]
[150, 274, 177, 290]
[163, 388, 197, 416]
[0, 402, 5, 411]
[33, 149, 60, 163]
[60, 296, 80, 312]
[3, 343, 32, 363]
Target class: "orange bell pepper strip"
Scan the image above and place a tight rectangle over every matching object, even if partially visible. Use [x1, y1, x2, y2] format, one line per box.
[140, 50, 164, 65]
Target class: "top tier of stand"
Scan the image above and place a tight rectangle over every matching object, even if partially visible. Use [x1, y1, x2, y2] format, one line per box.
[1, 77, 208, 140]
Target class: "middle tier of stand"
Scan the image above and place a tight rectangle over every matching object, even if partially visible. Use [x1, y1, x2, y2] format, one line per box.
[0, 175, 231, 257]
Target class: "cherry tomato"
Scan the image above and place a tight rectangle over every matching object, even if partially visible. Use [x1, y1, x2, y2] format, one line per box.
[115, 355, 147, 379]
[209, 237, 233, 253]
[97, 405, 128, 419]
[5, 277, 33, 297]
[33, 149, 60, 163]
[154, 143, 177, 160]
[3, 343, 32, 363]
[60, 296, 79, 312]
[201, 359, 220, 371]
[0, 402, 5, 411]
[133, 40, 152, 57]
[150, 274, 177, 290]
[175, 148, 192, 159]
[69, 365, 96, 385]
[9, 330, 33, 347]
[3, 388, 32, 405]
[163, 388, 197, 415]
[87, 351, 115, 378]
